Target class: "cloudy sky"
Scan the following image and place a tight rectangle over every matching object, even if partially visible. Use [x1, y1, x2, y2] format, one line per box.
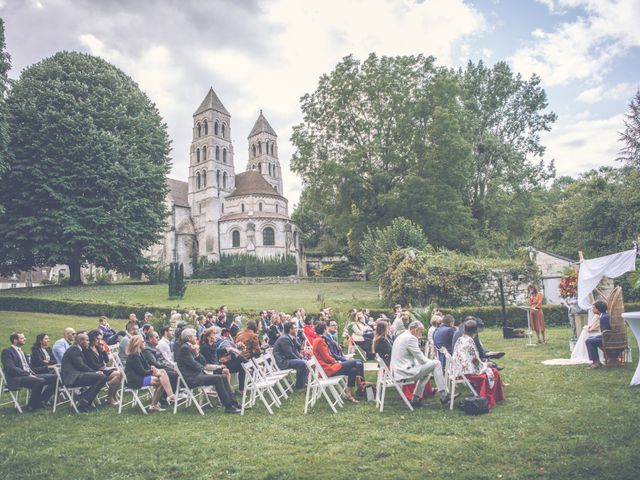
[2, 0, 639, 206]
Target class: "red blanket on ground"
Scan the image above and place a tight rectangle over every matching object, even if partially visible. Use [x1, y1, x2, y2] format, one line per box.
[466, 368, 504, 409]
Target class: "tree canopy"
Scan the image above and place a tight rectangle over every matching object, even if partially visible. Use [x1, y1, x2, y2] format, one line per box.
[0, 18, 10, 182]
[290, 54, 556, 256]
[0, 51, 171, 284]
[618, 88, 640, 167]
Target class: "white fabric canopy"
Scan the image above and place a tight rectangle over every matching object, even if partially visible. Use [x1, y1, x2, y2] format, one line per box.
[577, 248, 637, 309]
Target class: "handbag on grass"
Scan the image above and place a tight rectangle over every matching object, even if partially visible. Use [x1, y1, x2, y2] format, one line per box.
[463, 396, 489, 415]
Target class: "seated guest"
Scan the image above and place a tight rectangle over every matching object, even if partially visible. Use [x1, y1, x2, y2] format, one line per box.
[427, 311, 442, 346]
[259, 310, 271, 334]
[128, 313, 140, 328]
[452, 319, 504, 408]
[157, 326, 174, 365]
[303, 316, 317, 347]
[52, 328, 76, 364]
[433, 314, 456, 371]
[453, 316, 504, 366]
[118, 321, 140, 362]
[215, 330, 248, 392]
[325, 321, 346, 358]
[235, 320, 262, 360]
[229, 316, 242, 339]
[390, 321, 452, 407]
[125, 336, 175, 411]
[199, 327, 231, 386]
[372, 320, 393, 366]
[312, 322, 363, 403]
[196, 315, 207, 339]
[587, 301, 610, 369]
[141, 324, 154, 342]
[30, 333, 57, 373]
[172, 321, 188, 358]
[143, 331, 178, 376]
[272, 322, 307, 389]
[176, 328, 240, 414]
[351, 312, 375, 360]
[391, 311, 409, 337]
[267, 314, 284, 346]
[61, 333, 108, 412]
[327, 319, 340, 344]
[2, 332, 56, 411]
[98, 316, 126, 345]
[84, 330, 122, 405]
[204, 312, 215, 328]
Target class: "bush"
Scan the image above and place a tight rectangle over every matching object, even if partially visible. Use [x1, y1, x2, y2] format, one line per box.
[193, 254, 297, 278]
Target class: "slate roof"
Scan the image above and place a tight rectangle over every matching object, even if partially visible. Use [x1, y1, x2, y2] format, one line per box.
[167, 178, 189, 207]
[194, 87, 230, 116]
[226, 171, 286, 200]
[248, 110, 277, 138]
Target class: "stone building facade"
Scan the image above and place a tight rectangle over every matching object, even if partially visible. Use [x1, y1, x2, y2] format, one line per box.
[147, 88, 302, 276]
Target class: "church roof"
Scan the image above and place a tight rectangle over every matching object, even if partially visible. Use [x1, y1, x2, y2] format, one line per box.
[226, 170, 286, 200]
[194, 87, 230, 116]
[167, 178, 189, 207]
[248, 110, 277, 138]
[219, 212, 291, 222]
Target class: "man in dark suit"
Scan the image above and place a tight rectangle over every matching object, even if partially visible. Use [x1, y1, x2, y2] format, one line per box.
[175, 328, 240, 414]
[272, 322, 307, 389]
[2, 332, 56, 411]
[60, 333, 108, 412]
[143, 331, 178, 391]
[433, 314, 456, 371]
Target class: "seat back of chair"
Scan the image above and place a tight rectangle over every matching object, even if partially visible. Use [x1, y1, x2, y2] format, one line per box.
[0, 366, 9, 392]
[604, 286, 628, 350]
[305, 356, 324, 384]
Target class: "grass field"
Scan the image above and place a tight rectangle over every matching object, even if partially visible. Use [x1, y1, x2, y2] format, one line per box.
[0, 281, 384, 312]
[1, 311, 639, 479]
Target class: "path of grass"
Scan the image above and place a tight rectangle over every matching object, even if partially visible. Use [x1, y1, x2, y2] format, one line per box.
[0, 281, 384, 313]
[1, 311, 639, 479]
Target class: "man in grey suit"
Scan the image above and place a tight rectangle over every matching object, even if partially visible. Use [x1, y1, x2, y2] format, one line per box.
[390, 321, 453, 407]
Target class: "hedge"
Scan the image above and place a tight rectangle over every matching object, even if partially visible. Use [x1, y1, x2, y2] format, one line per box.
[193, 254, 297, 279]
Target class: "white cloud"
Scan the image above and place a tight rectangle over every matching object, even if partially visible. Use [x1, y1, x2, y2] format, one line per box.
[576, 81, 638, 104]
[513, 0, 640, 86]
[542, 113, 624, 175]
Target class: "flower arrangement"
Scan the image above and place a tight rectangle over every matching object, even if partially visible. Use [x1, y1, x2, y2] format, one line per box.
[559, 269, 578, 298]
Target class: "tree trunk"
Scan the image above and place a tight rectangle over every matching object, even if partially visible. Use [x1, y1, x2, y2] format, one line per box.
[68, 261, 82, 285]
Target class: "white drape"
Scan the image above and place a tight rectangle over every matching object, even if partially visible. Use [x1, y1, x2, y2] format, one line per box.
[577, 248, 637, 309]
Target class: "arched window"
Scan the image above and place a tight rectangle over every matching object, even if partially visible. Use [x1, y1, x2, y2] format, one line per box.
[259, 202, 263, 212]
[263, 227, 275, 246]
[216, 170, 220, 187]
[241, 203, 245, 212]
[202, 170, 207, 187]
[268, 164, 272, 176]
[204, 120, 208, 135]
[221, 203, 224, 213]
[202, 146, 207, 160]
[252, 145, 256, 158]
[232, 230, 240, 248]
[197, 123, 201, 137]
[215, 146, 220, 160]
[223, 171, 227, 189]
[221, 123, 226, 138]
[196, 148, 200, 163]
[223, 148, 227, 163]
[271, 143, 274, 155]
[258, 142, 262, 154]
[274, 186, 278, 193]
[196, 171, 201, 189]
[214, 121, 219, 135]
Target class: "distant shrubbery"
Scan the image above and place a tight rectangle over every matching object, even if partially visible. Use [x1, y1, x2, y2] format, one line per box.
[193, 254, 297, 278]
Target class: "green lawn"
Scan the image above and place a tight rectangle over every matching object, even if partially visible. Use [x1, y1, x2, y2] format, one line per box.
[0, 281, 384, 312]
[1, 311, 639, 479]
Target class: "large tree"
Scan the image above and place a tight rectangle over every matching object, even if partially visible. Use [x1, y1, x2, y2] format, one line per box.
[0, 18, 10, 182]
[618, 88, 640, 167]
[0, 52, 171, 284]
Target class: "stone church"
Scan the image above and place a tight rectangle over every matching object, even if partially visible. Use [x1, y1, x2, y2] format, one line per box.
[147, 88, 303, 276]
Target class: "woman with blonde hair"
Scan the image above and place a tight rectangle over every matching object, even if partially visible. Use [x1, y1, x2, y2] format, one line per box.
[125, 335, 176, 411]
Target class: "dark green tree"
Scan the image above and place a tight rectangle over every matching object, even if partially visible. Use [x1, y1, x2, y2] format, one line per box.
[168, 262, 176, 298]
[0, 52, 171, 284]
[0, 18, 11, 182]
[618, 88, 640, 167]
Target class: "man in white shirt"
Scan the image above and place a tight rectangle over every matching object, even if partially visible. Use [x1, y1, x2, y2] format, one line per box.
[157, 325, 174, 364]
[118, 321, 140, 362]
[52, 328, 76, 363]
[390, 321, 453, 408]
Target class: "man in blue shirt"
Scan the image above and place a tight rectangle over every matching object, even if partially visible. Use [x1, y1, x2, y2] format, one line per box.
[433, 314, 456, 371]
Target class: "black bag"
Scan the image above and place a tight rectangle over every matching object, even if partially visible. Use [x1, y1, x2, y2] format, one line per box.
[463, 396, 489, 415]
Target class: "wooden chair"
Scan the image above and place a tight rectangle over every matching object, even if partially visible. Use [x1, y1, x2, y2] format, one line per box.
[602, 287, 629, 366]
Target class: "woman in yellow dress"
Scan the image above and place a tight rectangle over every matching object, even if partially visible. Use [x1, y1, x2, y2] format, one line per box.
[528, 285, 546, 343]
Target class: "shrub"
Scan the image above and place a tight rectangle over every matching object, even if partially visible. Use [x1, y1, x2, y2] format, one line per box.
[193, 254, 297, 278]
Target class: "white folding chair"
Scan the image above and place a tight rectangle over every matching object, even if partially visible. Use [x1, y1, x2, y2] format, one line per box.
[52, 364, 86, 413]
[113, 355, 154, 415]
[347, 336, 368, 362]
[374, 354, 416, 412]
[439, 347, 478, 410]
[240, 359, 282, 415]
[301, 331, 313, 351]
[303, 356, 347, 414]
[262, 351, 295, 395]
[172, 366, 213, 416]
[424, 339, 436, 360]
[252, 355, 291, 402]
[0, 367, 28, 413]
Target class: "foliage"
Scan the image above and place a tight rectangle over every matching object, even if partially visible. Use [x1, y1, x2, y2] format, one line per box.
[380, 248, 533, 307]
[0, 52, 171, 285]
[94, 271, 112, 286]
[193, 254, 297, 278]
[291, 54, 556, 256]
[360, 217, 430, 279]
[531, 167, 640, 258]
[559, 268, 577, 299]
[408, 305, 435, 329]
[146, 261, 169, 284]
[168, 262, 186, 299]
[308, 261, 353, 279]
[0, 18, 10, 184]
[618, 88, 640, 167]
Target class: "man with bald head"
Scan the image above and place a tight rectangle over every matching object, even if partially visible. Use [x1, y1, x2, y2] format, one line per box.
[52, 327, 76, 363]
[60, 333, 108, 412]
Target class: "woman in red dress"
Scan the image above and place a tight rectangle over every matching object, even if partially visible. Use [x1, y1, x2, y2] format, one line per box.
[528, 285, 546, 343]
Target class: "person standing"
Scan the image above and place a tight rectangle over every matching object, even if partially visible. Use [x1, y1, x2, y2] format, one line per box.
[528, 285, 546, 344]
